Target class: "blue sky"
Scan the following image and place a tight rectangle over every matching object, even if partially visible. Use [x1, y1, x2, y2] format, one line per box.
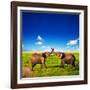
[21, 11, 79, 52]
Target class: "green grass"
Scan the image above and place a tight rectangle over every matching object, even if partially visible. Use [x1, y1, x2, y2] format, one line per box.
[22, 52, 79, 77]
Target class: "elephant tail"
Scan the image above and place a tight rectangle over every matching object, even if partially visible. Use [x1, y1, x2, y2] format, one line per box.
[72, 55, 76, 67]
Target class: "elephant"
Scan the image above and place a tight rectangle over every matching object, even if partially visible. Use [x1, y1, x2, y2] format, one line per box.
[55, 52, 75, 67]
[30, 52, 50, 70]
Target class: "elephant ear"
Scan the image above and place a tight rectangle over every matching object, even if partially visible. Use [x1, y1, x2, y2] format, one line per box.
[60, 53, 65, 59]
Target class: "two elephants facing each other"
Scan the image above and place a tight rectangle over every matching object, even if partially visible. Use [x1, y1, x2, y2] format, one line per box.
[30, 51, 76, 70]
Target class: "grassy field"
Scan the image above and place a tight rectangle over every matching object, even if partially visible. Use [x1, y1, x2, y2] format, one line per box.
[22, 52, 79, 77]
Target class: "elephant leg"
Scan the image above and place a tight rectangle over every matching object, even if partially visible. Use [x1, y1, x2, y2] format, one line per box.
[70, 59, 75, 67]
[72, 56, 75, 67]
[32, 63, 36, 71]
[41, 62, 46, 69]
[41, 59, 45, 69]
[72, 61, 75, 67]
[60, 59, 65, 67]
[44, 62, 47, 68]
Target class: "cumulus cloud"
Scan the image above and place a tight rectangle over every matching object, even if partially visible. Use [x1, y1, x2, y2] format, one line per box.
[66, 38, 79, 51]
[35, 41, 43, 45]
[67, 38, 79, 46]
[37, 35, 43, 41]
[35, 35, 44, 45]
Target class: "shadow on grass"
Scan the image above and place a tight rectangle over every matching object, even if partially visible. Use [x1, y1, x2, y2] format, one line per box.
[47, 65, 60, 68]
[47, 64, 79, 70]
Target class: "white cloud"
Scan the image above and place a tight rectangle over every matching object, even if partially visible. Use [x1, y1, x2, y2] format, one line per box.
[35, 35, 44, 45]
[67, 38, 79, 46]
[41, 45, 51, 51]
[37, 35, 43, 41]
[44, 47, 51, 51]
[35, 41, 43, 45]
[66, 46, 70, 49]
[41, 45, 50, 49]
[55, 48, 64, 52]
[66, 38, 79, 52]
[42, 45, 46, 48]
